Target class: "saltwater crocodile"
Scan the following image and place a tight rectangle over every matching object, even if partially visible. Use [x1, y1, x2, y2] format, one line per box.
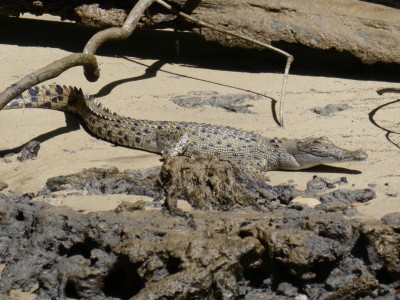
[3, 85, 367, 171]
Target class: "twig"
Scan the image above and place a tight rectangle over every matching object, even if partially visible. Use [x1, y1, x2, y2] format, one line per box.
[377, 88, 400, 95]
[155, 0, 294, 128]
[0, 53, 98, 110]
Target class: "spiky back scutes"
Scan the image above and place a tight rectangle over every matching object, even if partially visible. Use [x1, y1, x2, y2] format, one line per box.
[5, 85, 84, 112]
[3, 84, 166, 152]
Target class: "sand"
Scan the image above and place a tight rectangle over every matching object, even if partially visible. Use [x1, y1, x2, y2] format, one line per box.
[0, 14, 399, 221]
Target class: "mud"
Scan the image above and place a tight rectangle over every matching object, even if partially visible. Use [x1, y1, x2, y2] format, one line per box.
[0, 192, 399, 299]
[171, 92, 262, 114]
[39, 166, 161, 199]
[312, 104, 352, 117]
[0, 157, 398, 299]
[39, 158, 375, 216]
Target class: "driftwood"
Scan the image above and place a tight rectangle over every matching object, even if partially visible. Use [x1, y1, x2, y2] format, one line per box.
[1, 0, 399, 64]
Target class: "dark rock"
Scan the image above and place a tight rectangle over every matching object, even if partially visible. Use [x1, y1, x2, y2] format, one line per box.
[306, 176, 347, 192]
[381, 212, 400, 226]
[320, 188, 376, 204]
[0, 191, 398, 299]
[317, 201, 349, 213]
[343, 207, 358, 216]
[39, 166, 161, 198]
[324, 275, 378, 300]
[0, 182, 8, 191]
[360, 223, 400, 275]
[17, 140, 40, 162]
[277, 282, 298, 297]
[114, 200, 145, 213]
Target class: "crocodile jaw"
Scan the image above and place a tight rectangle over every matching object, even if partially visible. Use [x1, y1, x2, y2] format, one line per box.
[289, 137, 367, 170]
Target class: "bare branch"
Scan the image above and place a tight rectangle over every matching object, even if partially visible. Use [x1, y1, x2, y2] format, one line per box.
[0, 53, 98, 110]
[155, 0, 294, 127]
[377, 88, 400, 95]
[84, 0, 156, 54]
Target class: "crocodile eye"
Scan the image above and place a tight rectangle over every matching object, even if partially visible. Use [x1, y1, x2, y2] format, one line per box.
[319, 136, 329, 141]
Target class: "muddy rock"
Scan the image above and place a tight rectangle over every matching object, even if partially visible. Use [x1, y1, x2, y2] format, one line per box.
[317, 188, 376, 213]
[312, 104, 352, 117]
[17, 140, 40, 162]
[159, 155, 301, 213]
[39, 166, 161, 198]
[381, 212, 400, 227]
[0, 191, 398, 298]
[306, 176, 348, 192]
[0, 182, 7, 191]
[171, 91, 262, 114]
[320, 188, 376, 204]
[360, 222, 400, 276]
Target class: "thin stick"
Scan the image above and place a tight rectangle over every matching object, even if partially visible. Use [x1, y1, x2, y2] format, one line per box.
[377, 88, 400, 95]
[155, 0, 294, 128]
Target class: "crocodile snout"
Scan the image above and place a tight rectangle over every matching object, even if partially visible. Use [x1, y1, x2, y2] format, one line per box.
[354, 150, 368, 161]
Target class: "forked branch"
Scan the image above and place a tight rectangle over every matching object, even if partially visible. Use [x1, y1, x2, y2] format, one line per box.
[0, 0, 157, 111]
[1, 0, 293, 127]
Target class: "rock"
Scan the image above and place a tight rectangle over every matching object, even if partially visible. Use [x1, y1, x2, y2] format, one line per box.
[38, 167, 161, 198]
[277, 282, 298, 297]
[17, 140, 40, 162]
[360, 223, 400, 275]
[381, 212, 400, 226]
[0, 182, 8, 191]
[114, 200, 146, 213]
[319, 188, 376, 204]
[306, 176, 347, 192]
[0, 191, 398, 298]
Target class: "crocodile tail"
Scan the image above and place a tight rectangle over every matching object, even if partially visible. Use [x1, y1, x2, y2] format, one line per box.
[3, 84, 85, 112]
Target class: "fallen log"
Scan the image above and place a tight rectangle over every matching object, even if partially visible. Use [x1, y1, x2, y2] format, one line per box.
[1, 0, 399, 64]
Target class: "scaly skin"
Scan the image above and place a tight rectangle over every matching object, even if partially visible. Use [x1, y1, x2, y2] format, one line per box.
[3, 85, 367, 171]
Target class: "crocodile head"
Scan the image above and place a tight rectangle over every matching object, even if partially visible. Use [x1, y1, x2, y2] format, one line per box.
[269, 136, 367, 170]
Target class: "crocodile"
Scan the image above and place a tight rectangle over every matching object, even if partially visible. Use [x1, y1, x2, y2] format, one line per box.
[3, 85, 367, 171]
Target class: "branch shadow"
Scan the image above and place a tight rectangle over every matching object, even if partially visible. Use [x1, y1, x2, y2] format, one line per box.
[93, 57, 279, 125]
[0, 113, 81, 157]
[1, 52, 280, 156]
[93, 59, 167, 98]
[368, 98, 400, 150]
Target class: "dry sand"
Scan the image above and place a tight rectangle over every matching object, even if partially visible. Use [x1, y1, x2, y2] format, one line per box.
[0, 14, 399, 221]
